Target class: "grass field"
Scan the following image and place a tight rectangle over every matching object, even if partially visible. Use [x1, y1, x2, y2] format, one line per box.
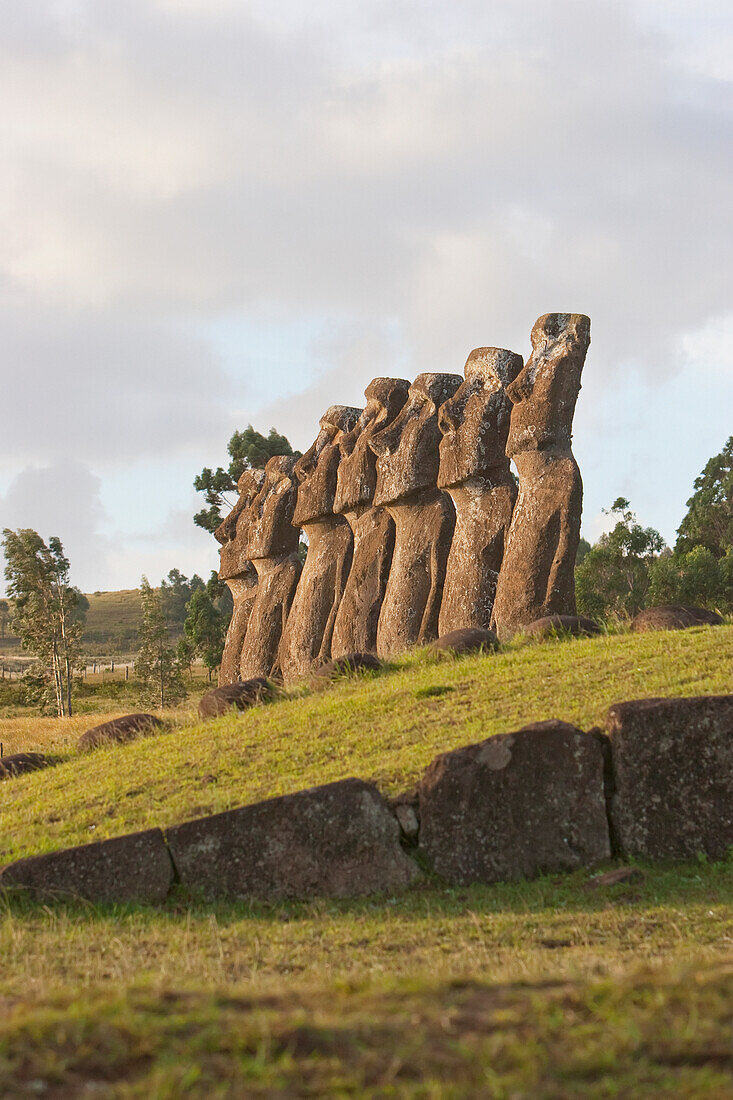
[1, 624, 732, 1096]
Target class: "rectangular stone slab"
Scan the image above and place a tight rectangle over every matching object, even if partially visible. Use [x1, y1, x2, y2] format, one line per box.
[0, 828, 174, 904]
[166, 777, 421, 900]
[418, 720, 611, 884]
[607, 695, 733, 861]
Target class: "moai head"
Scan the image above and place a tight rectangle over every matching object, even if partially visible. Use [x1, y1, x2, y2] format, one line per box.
[437, 348, 523, 489]
[293, 405, 362, 525]
[216, 468, 266, 580]
[333, 378, 411, 515]
[246, 455, 301, 560]
[506, 313, 591, 457]
[369, 373, 462, 507]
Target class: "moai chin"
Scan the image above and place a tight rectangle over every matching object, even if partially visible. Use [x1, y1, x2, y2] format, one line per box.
[369, 372, 462, 658]
[278, 405, 362, 682]
[239, 455, 302, 680]
[437, 347, 523, 635]
[215, 467, 266, 685]
[331, 378, 411, 658]
[491, 313, 591, 640]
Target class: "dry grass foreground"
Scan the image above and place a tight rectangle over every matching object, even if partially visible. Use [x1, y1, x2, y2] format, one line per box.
[1, 624, 732, 1096]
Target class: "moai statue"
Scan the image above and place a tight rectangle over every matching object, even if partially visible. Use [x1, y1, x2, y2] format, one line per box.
[278, 405, 362, 682]
[215, 467, 265, 685]
[331, 378, 411, 658]
[492, 313, 591, 639]
[437, 348, 523, 635]
[240, 455, 302, 679]
[370, 373, 462, 658]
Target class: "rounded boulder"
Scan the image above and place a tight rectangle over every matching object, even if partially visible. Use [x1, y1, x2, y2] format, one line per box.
[78, 713, 163, 752]
[431, 628, 499, 655]
[523, 614, 601, 639]
[631, 605, 723, 633]
[198, 678, 273, 719]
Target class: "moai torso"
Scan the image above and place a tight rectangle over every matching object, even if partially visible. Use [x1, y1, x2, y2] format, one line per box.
[492, 313, 591, 638]
[215, 468, 265, 685]
[369, 373, 462, 657]
[331, 378, 410, 658]
[239, 455, 302, 680]
[437, 347, 523, 635]
[278, 405, 362, 682]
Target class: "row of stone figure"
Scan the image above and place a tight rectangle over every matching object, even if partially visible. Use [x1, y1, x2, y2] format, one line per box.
[215, 312, 591, 685]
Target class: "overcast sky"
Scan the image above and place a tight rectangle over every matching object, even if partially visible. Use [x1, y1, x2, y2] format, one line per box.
[1, 0, 732, 593]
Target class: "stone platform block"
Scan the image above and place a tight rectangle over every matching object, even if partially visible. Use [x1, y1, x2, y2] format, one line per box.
[418, 720, 610, 884]
[0, 829, 174, 904]
[607, 696, 733, 861]
[167, 778, 420, 901]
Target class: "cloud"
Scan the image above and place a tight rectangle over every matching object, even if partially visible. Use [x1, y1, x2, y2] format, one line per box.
[1, 0, 732, 584]
[0, 462, 112, 589]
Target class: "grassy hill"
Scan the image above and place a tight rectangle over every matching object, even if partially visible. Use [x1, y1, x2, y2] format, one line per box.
[81, 588, 142, 651]
[0, 588, 143, 657]
[1, 624, 732, 1096]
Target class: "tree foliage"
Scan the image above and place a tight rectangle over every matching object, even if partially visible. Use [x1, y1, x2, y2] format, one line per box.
[648, 545, 733, 612]
[0, 599, 9, 639]
[184, 587, 226, 680]
[676, 436, 733, 558]
[135, 577, 187, 709]
[159, 568, 205, 632]
[575, 499, 666, 621]
[193, 425, 298, 533]
[1, 529, 87, 716]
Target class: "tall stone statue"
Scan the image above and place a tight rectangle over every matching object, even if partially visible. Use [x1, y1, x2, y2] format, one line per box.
[215, 468, 265, 685]
[278, 405, 362, 682]
[331, 378, 410, 658]
[437, 348, 523, 635]
[492, 313, 591, 639]
[240, 455, 302, 679]
[370, 373, 462, 657]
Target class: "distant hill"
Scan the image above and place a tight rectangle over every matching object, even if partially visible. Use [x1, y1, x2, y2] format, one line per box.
[81, 589, 142, 653]
[0, 589, 143, 656]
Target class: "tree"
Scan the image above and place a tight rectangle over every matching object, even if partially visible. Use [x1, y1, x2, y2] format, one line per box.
[193, 425, 299, 533]
[648, 545, 733, 612]
[159, 568, 205, 633]
[184, 587, 226, 680]
[0, 599, 9, 639]
[676, 436, 733, 558]
[1, 529, 87, 716]
[135, 576, 187, 709]
[206, 569, 233, 624]
[575, 499, 666, 621]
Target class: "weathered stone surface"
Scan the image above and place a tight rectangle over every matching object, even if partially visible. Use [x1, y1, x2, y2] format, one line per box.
[216, 468, 265, 686]
[607, 696, 733, 861]
[0, 829, 173, 904]
[492, 314, 591, 639]
[370, 373, 462, 658]
[0, 753, 51, 779]
[309, 651, 382, 687]
[438, 348, 522, 634]
[418, 720, 610, 884]
[166, 778, 421, 900]
[240, 456, 302, 680]
[431, 627, 499, 655]
[78, 713, 163, 752]
[198, 678, 273, 719]
[332, 378, 410, 658]
[279, 406, 362, 682]
[524, 614, 601, 639]
[631, 605, 724, 633]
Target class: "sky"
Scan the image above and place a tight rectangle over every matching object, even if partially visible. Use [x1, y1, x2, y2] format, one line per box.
[1, 0, 732, 593]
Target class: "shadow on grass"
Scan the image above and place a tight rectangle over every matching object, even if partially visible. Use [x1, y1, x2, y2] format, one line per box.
[3, 858, 730, 928]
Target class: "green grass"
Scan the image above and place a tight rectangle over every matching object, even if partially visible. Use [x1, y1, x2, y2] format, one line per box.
[2, 624, 732, 1096]
[0, 588, 143, 656]
[2, 624, 732, 864]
